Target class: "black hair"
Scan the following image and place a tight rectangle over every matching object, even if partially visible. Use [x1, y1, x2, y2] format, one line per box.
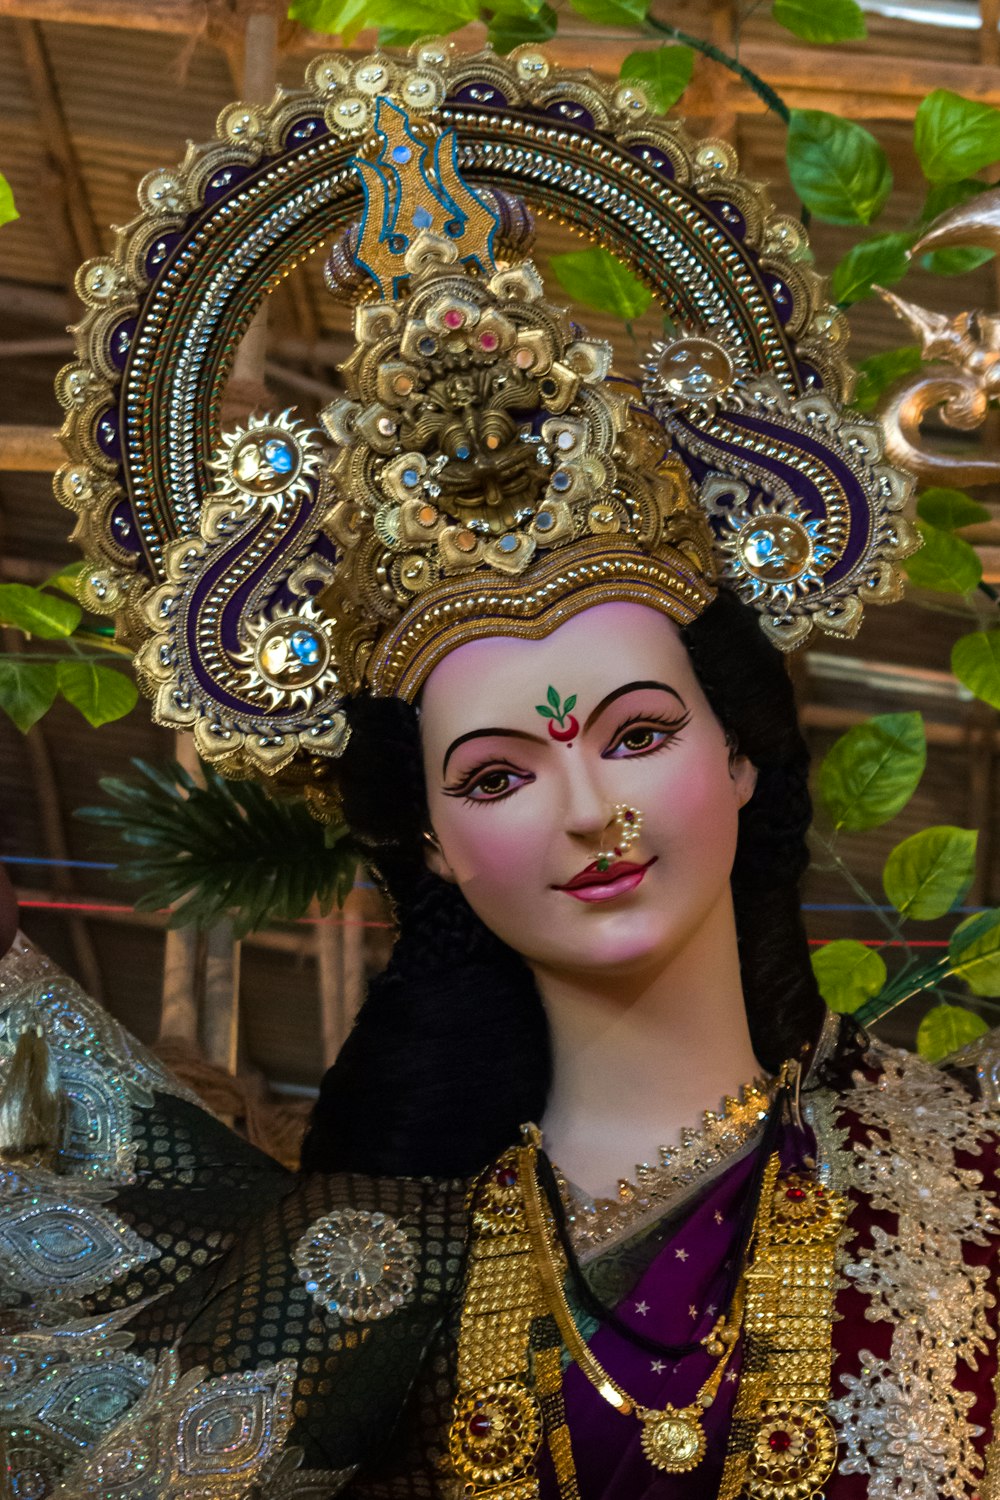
[299, 588, 823, 1178]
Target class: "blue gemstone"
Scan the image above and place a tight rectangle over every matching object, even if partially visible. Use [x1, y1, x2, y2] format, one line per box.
[535, 511, 555, 531]
[412, 205, 433, 228]
[498, 534, 518, 552]
[418, 336, 436, 355]
[290, 630, 321, 666]
[263, 437, 295, 473]
[456, 443, 471, 460]
[392, 145, 412, 163]
[402, 468, 420, 488]
[551, 471, 571, 492]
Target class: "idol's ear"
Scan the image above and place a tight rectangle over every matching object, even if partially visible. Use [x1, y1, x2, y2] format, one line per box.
[423, 829, 458, 885]
[731, 752, 758, 810]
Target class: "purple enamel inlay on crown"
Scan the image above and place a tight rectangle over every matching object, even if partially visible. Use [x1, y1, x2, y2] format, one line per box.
[145, 232, 182, 281]
[108, 318, 136, 372]
[110, 499, 142, 553]
[764, 273, 794, 325]
[448, 83, 509, 108]
[203, 164, 252, 206]
[711, 201, 746, 239]
[284, 116, 328, 149]
[544, 99, 595, 129]
[673, 408, 872, 588]
[798, 360, 824, 391]
[95, 408, 121, 461]
[628, 142, 675, 179]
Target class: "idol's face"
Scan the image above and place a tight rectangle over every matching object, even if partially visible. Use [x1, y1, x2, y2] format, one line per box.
[418, 601, 756, 980]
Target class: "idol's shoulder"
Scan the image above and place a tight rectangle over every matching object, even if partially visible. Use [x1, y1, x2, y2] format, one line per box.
[0, 933, 474, 1497]
[808, 1025, 1000, 1500]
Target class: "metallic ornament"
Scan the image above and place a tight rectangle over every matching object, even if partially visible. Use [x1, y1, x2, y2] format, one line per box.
[744, 1403, 838, 1499]
[647, 335, 736, 403]
[640, 1405, 708, 1473]
[55, 45, 912, 796]
[293, 1207, 418, 1323]
[448, 1382, 542, 1486]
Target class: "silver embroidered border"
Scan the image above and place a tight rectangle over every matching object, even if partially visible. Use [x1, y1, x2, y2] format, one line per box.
[810, 1042, 1000, 1500]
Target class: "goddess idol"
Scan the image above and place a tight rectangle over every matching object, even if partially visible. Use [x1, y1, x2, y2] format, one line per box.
[1, 42, 999, 1500]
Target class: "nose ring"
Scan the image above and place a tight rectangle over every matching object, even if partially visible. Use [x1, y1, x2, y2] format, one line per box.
[594, 804, 643, 872]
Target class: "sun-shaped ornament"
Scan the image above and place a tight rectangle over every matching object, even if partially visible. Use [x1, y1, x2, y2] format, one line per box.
[642, 331, 740, 408]
[704, 477, 837, 618]
[209, 409, 325, 508]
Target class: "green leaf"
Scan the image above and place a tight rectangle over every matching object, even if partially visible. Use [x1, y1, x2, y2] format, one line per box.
[830, 232, 911, 305]
[0, 172, 18, 229]
[57, 660, 138, 727]
[549, 248, 653, 321]
[772, 0, 865, 43]
[950, 909, 1000, 996]
[817, 711, 926, 832]
[535, 705, 555, 718]
[377, 24, 425, 43]
[487, 2, 556, 50]
[916, 487, 990, 531]
[914, 90, 1000, 185]
[786, 109, 892, 225]
[952, 629, 1000, 710]
[43, 561, 88, 599]
[0, 660, 58, 732]
[76, 758, 361, 937]
[882, 825, 978, 920]
[0, 583, 82, 639]
[564, 694, 577, 713]
[852, 346, 922, 413]
[810, 939, 886, 1014]
[569, 0, 647, 23]
[917, 1003, 989, 1062]
[919, 245, 995, 277]
[920, 178, 987, 225]
[547, 684, 560, 709]
[287, 0, 376, 37]
[363, 0, 479, 29]
[904, 521, 982, 594]
[619, 46, 694, 112]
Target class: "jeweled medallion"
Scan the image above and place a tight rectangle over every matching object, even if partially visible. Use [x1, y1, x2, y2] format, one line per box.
[640, 1404, 707, 1472]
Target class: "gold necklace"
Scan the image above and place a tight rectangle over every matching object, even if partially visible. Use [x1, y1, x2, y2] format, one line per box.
[521, 1133, 778, 1475]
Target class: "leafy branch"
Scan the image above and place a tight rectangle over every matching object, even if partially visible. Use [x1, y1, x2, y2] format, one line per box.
[76, 759, 361, 938]
[0, 566, 138, 733]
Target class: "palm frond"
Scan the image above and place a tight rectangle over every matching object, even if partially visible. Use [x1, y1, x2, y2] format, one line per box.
[76, 759, 361, 938]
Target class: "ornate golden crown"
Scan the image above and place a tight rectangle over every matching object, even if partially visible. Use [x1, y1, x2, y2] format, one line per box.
[55, 47, 916, 802]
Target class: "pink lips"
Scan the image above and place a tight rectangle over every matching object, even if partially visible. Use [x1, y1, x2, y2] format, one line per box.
[553, 856, 657, 903]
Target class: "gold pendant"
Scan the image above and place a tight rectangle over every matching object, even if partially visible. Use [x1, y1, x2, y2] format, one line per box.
[640, 1404, 707, 1473]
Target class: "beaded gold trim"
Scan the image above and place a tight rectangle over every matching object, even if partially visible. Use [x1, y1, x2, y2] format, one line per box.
[366, 537, 713, 702]
[562, 1076, 775, 1262]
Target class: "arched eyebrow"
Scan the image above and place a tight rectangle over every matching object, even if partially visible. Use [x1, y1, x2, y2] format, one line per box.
[583, 680, 686, 732]
[442, 727, 540, 778]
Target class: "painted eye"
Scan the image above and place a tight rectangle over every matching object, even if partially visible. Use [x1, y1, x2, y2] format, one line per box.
[452, 765, 535, 803]
[620, 727, 659, 752]
[475, 770, 515, 797]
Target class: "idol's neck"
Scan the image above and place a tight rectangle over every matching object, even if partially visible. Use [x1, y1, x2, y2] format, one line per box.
[533, 890, 761, 1200]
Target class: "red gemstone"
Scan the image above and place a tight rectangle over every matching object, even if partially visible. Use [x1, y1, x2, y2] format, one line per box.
[495, 1165, 518, 1188]
[785, 1186, 806, 1201]
[480, 332, 499, 351]
[624, 811, 635, 822]
[768, 1431, 792, 1452]
[469, 1412, 493, 1439]
[444, 309, 464, 329]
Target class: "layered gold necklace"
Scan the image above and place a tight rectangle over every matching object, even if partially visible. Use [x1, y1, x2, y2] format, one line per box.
[446, 1115, 847, 1500]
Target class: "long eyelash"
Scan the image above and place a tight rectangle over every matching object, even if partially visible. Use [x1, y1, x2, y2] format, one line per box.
[604, 708, 692, 754]
[442, 756, 526, 800]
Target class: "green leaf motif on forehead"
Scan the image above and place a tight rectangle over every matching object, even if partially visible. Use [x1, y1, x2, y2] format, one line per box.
[536, 687, 577, 731]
